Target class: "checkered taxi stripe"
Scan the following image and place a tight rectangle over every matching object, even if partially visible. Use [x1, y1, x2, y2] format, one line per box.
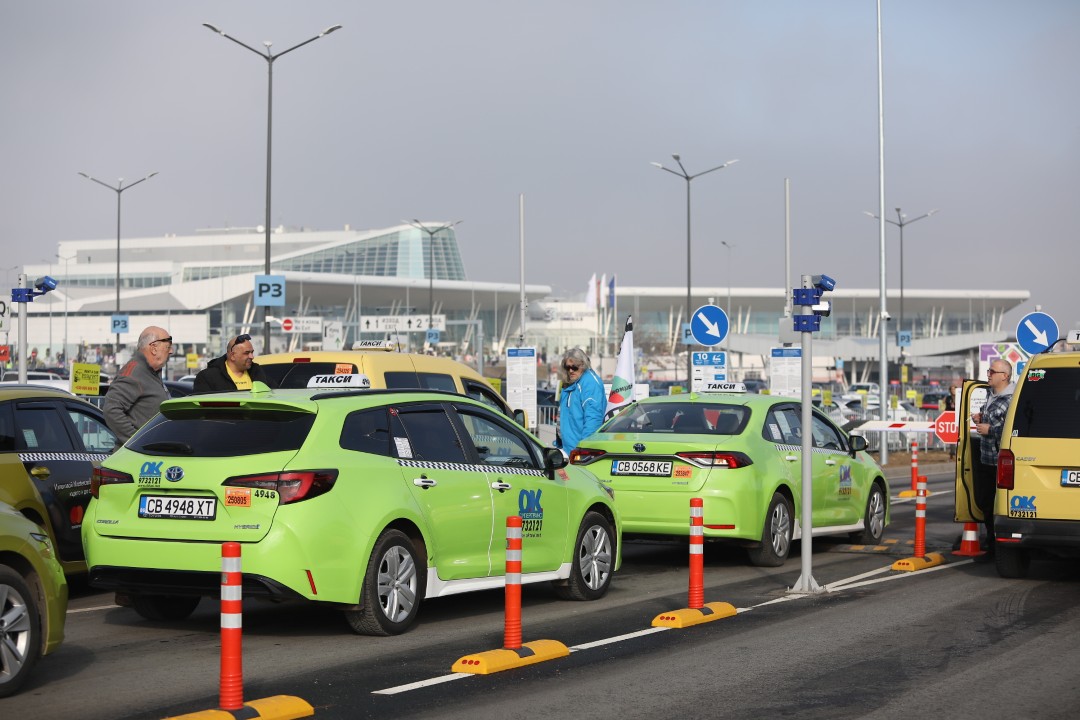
[397, 459, 545, 477]
[19, 452, 108, 463]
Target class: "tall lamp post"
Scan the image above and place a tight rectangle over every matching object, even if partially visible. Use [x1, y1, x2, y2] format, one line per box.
[721, 240, 735, 353]
[203, 22, 342, 352]
[406, 220, 462, 332]
[651, 154, 738, 387]
[78, 171, 158, 353]
[56, 252, 76, 365]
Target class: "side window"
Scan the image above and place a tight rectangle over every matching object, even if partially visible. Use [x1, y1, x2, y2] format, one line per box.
[391, 406, 467, 462]
[384, 371, 421, 389]
[764, 407, 802, 445]
[810, 414, 844, 450]
[463, 380, 510, 415]
[456, 407, 540, 470]
[0, 403, 14, 452]
[14, 406, 76, 452]
[341, 408, 392, 457]
[65, 407, 117, 453]
[416, 373, 457, 392]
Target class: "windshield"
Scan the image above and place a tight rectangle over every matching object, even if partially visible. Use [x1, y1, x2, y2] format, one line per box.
[130, 409, 316, 457]
[602, 402, 749, 435]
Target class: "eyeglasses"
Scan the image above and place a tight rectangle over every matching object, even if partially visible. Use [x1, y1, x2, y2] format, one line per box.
[987, 369, 1007, 376]
[150, 337, 173, 348]
[228, 334, 251, 352]
[564, 363, 581, 372]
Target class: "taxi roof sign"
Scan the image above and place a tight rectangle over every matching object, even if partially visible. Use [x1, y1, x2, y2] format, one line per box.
[307, 373, 372, 389]
[699, 381, 747, 393]
[351, 340, 398, 351]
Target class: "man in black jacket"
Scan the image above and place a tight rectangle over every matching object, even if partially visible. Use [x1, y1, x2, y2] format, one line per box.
[193, 333, 271, 393]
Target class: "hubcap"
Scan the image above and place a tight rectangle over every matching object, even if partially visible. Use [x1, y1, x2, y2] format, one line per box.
[0, 584, 32, 683]
[376, 547, 417, 622]
[770, 504, 791, 557]
[868, 489, 885, 539]
[578, 525, 612, 590]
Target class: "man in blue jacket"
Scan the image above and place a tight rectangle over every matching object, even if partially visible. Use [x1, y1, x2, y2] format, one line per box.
[555, 348, 606, 455]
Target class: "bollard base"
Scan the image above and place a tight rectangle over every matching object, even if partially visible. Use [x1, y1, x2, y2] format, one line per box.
[891, 552, 946, 572]
[452, 639, 570, 674]
[164, 695, 314, 720]
[652, 601, 738, 628]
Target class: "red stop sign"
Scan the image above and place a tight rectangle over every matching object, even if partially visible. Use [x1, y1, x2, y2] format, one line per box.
[282, 318, 294, 332]
[935, 410, 959, 444]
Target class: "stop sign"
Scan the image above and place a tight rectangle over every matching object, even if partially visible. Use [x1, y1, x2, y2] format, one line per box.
[281, 318, 294, 332]
[934, 410, 959, 444]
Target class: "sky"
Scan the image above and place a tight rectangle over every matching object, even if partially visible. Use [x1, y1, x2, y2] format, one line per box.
[2, 1, 1077, 334]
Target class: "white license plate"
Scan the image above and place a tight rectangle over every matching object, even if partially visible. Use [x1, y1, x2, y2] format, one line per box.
[611, 459, 673, 477]
[139, 495, 217, 520]
[1061, 469, 1080, 487]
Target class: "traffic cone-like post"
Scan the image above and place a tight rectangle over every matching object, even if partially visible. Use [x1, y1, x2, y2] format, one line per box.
[652, 498, 736, 628]
[220, 542, 244, 711]
[892, 475, 945, 572]
[953, 522, 986, 557]
[451, 517, 569, 674]
[910, 442, 919, 493]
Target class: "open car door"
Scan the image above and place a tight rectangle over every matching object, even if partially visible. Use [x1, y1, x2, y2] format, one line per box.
[954, 379, 990, 523]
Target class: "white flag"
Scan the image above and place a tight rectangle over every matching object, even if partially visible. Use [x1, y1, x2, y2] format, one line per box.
[606, 315, 635, 418]
[599, 274, 608, 308]
[584, 273, 598, 310]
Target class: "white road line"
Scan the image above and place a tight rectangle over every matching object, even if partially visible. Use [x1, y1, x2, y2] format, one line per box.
[68, 604, 119, 614]
[569, 626, 670, 651]
[372, 673, 474, 695]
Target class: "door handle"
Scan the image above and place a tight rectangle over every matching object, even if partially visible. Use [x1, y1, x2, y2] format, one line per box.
[30, 466, 50, 479]
[784, 455, 799, 462]
[491, 481, 512, 492]
[825, 459, 837, 466]
[413, 477, 437, 489]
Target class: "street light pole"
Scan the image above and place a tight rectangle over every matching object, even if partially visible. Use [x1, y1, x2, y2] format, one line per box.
[203, 22, 342, 353]
[863, 208, 938, 345]
[406, 219, 462, 334]
[56, 252, 75, 366]
[721, 240, 735, 354]
[651, 154, 738, 387]
[78, 171, 158, 354]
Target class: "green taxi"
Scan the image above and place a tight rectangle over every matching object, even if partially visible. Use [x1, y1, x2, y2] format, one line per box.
[570, 388, 888, 566]
[82, 376, 619, 635]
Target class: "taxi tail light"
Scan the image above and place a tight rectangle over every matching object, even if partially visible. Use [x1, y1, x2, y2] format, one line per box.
[224, 470, 339, 504]
[676, 451, 753, 469]
[91, 467, 134, 498]
[569, 448, 606, 465]
[997, 450, 1014, 490]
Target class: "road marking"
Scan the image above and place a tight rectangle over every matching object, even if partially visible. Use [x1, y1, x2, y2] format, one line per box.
[569, 626, 670, 651]
[372, 673, 473, 695]
[68, 604, 119, 614]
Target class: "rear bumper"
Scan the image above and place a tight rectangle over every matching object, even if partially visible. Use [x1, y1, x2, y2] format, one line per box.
[89, 566, 305, 601]
[995, 516, 1080, 552]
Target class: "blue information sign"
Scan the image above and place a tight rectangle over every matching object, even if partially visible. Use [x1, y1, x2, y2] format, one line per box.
[897, 330, 912, 348]
[111, 314, 129, 334]
[689, 305, 729, 347]
[254, 275, 286, 307]
[426, 328, 440, 345]
[1016, 311, 1059, 356]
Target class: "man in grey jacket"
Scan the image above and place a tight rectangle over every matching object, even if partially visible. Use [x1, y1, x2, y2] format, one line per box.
[103, 326, 171, 445]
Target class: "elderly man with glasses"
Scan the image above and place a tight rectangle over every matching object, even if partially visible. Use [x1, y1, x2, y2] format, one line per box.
[971, 359, 1017, 553]
[193, 333, 271, 394]
[103, 325, 172, 445]
[554, 347, 606, 456]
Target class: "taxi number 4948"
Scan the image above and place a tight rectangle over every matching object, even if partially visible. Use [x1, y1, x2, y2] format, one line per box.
[139, 495, 216, 520]
[612, 460, 673, 477]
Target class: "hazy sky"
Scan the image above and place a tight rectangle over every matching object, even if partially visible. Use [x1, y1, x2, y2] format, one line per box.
[2, 1, 1077, 333]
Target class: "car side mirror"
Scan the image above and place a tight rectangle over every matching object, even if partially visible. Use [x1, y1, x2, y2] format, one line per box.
[849, 434, 867, 456]
[514, 408, 528, 427]
[542, 446, 567, 479]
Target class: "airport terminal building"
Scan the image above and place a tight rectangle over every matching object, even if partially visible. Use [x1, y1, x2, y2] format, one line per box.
[15, 224, 1029, 382]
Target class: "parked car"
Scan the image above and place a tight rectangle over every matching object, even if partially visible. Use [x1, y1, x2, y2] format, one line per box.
[0, 500, 68, 697]
[569, 389, 888, 566]
[83, 376, 620, 634]
[0, 386, 117, 575]
[841, 382, 881, 404]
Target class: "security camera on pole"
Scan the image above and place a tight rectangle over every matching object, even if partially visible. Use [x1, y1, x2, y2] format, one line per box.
[788, 273, 835, 595]
[12, 274, 59, 384]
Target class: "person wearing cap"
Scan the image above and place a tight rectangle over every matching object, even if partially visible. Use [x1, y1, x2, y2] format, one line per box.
[193, 333, 271, 393]
[554, 347, 606, 455]
[103, 325, 172, 445]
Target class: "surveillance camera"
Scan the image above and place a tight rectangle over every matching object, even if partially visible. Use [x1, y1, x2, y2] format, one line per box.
[812, 274, 837, 292]
[34, 276, 58, 292]
[881, 311, 892, 321]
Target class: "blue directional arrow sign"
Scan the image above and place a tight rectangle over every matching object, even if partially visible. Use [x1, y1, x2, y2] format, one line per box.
[690, 304, 729, 347]
[1016, 311, 1059, 356]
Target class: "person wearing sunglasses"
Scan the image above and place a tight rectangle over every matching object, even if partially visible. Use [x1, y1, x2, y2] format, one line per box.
[554, 347, 605, 455]
[970, 359, 1016, 552]
[103, 326, 172, 445]
[193, 333, 271, 393]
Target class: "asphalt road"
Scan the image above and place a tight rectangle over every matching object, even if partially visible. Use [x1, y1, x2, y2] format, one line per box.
[10, 465, 1080, 719]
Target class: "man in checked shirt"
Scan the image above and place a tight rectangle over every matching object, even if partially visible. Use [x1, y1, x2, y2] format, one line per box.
[971, 359, 1016, 553]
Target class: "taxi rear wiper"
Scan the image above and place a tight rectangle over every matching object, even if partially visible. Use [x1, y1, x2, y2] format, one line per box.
[141, 441, 194, 455]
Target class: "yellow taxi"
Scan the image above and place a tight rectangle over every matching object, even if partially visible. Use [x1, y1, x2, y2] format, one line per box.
[955, 341, 1080, 577]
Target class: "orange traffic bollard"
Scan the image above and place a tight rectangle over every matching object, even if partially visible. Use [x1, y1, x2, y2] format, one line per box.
[913, 475, 928, 558]
[220, 542, 243, 711]
[504, 516, 523, 650]
[688, 498, 704, 609]
[910, 441, 919, 493]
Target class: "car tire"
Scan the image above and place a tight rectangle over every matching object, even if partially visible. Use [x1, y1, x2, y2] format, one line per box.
[0, 566, 43, 698]
[345, 529, 424, 636]
[747, 493, 793, 567]
[850, 481, 887, 545]
[131, 595, 201, 622]
[995, 544, 1030, 579]
[553, 511, 615, 601]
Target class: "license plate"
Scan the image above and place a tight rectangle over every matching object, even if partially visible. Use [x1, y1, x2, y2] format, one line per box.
[139, 495, 217, 520]
[1061, 469, 1080, 487]
[611, 459, 673, 477]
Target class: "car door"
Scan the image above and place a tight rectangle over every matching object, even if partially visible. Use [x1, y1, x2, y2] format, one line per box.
[954, 380, 990, 523]
[808, 411, 859, 526]
[762, 404, 803, 511]
[391, 402, 494, 580]
[451, 403, 569, 575]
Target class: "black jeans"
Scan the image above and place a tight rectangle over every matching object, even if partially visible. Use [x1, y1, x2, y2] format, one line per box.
[974, 461, 997, 548]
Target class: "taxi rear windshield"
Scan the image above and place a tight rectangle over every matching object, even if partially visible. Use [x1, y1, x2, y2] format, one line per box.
[603, 402, 749, 435]
[262, 363, 360, 389]
[1011, 367, 1080, 439]
[129, 409, 316, 457]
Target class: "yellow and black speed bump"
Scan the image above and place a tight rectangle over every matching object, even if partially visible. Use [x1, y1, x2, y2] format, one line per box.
[891, 552, 947, 572]
[830, 538, 915, 555]
[452, 639, 570, 674]
[165, 695, 313, 720]
[652, 601, 738, 628]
